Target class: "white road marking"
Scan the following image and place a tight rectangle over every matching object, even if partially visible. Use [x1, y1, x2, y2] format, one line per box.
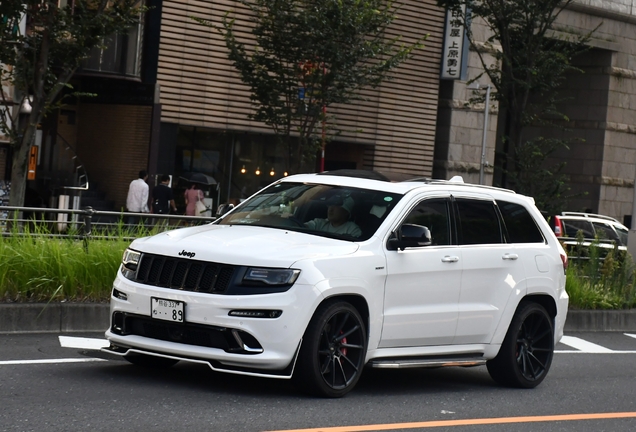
[58, 335, 109, 350]
[5, 335, 636, 366]
[558, 336, 613, 353]
[556, 350, 636, 354]
[0, 358, 106, 365]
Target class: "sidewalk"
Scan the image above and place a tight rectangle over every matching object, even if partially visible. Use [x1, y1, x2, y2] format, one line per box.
[1, 303, 636, 334]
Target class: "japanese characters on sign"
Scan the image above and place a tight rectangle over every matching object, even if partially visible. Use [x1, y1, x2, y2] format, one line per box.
[27, 146, 38, 180]
[440, 6, 467, 80]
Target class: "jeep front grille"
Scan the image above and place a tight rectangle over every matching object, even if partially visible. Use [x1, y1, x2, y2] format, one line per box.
[134, 253, 236, 294]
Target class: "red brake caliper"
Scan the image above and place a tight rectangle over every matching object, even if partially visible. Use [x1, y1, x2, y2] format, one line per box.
[340, 331, 347, 356]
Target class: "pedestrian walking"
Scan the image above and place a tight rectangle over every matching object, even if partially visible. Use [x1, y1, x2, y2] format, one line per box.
[184, 183, 205, 216]
[126, 170, 149, 225]
[151, 174, 177, 226]
[152, 174, 177, 215]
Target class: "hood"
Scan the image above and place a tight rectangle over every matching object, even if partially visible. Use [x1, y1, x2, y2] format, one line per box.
[129, 224, 359, 268]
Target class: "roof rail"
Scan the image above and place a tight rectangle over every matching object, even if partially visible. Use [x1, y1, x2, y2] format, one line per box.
[560, 212, 620, 223]
[402, 177, 516, 194]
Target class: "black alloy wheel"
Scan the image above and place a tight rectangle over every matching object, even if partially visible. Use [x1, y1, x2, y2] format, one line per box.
[487, 301, 554, 388]
[294, 301, 368, 398]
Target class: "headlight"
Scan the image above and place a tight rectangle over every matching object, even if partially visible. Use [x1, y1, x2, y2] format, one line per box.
[243, 267, 300, 286]
[121, 249, 141, 280]
[122, 249, 141, 268]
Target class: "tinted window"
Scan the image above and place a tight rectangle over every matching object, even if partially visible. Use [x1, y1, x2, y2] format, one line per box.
[562, 219, 594, 238]
[403, 199, 451, 246]
[498, 201, 544, 243]
[615, 226, 628, 246]
[455, 199, 502, 245]
[592, 222, 619, 242]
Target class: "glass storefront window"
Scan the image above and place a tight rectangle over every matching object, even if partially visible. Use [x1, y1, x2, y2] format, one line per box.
[80, 7, 144, 77]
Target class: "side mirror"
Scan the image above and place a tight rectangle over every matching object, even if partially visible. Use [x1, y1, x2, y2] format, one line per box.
[387, 224, 432, 251]
[216, 203, 234, 216]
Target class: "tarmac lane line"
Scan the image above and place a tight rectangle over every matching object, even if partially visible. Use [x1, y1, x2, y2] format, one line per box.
[263, 412, 636, 432]
[58, 335, 109, 350]
[625, 333, 636, 340]
[558, 335, 613, 353]
[555, 350, 636, 353]
[0, 336, 110, 365]
[0, 358, 106, 365]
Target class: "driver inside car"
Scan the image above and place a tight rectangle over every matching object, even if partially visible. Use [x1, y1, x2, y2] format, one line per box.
[304, 196, 362, 238]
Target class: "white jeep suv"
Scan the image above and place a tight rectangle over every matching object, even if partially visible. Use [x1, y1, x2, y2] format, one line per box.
[104, 171, 568, 397]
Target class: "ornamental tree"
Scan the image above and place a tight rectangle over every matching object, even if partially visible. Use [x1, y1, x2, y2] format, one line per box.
[438, 0, 594, 212]
[0, 0, 143, 206]
[198, 0, 424, 173]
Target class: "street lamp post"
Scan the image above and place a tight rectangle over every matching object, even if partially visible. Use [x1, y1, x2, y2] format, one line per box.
[467, 82, 491, 185]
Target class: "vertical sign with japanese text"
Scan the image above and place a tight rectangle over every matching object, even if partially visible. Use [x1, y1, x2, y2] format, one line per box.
[440, 6, 467, 80]
[27, 146, 38, 180]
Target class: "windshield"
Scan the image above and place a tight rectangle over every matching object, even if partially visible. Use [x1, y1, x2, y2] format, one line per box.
[218, 182, 403, 241]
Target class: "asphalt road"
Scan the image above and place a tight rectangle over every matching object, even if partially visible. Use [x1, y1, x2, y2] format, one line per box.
[1, 332, 636, 432]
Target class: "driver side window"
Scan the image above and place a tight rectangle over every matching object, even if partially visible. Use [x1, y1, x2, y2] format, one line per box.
[403, 199, 451, 246]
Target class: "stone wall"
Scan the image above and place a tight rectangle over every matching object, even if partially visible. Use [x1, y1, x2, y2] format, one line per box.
[434, 37, 499, 184]
[438, 1, 636, 221]
[560, 2, 636, 221]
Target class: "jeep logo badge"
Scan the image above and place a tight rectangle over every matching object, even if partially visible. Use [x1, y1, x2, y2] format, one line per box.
[178, 250, 196, 258]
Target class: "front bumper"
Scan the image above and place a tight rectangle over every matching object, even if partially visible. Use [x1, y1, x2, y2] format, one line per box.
[106, 273, 321, 372]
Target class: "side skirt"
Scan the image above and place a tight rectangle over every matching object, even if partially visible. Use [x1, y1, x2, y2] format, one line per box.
[369, 353, 486, 369]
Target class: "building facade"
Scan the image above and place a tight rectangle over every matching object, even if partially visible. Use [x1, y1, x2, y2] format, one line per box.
[3, 0, 636, 224]
[436, 0, 636, 224]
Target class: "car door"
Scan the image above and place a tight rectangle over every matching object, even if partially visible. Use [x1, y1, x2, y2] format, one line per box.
[380, 196, 461, 347]
[453, 196, 527, 345]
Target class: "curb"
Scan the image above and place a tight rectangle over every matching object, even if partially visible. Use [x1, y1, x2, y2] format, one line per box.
[564, 310, 636, 332]
[1, 304, 636, 334]
[0, 303, 110, 334]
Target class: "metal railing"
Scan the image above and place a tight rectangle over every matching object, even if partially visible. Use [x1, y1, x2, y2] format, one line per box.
[0, 206, 217, 241]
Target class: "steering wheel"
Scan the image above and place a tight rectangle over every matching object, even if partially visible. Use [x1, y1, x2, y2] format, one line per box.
[280, 215, 304, 227]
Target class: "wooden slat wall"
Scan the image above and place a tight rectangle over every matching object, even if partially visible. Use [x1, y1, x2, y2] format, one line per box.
[157, 0, 445, 176]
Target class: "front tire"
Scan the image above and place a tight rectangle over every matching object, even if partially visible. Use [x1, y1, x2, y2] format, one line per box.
[294, 301, 368, 398]
[487, 301, 554, 388]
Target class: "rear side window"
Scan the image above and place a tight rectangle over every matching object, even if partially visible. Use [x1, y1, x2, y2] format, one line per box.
[592, 222, 619, 242]
[498, 201, 545, 243]
[562, 220, 594, 238]
[455, 199, 502, 245]
[615, 226, 628, 246]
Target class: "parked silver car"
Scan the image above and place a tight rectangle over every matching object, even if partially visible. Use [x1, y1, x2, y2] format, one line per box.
[549, 212, 628, 256]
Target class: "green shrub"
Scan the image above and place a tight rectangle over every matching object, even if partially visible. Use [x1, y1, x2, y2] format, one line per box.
[566, 238, 636, 309]
[2, 218, 636, 308]
[0, 218, 165, 302]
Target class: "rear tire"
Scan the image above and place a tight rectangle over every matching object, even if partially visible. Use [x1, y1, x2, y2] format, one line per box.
[293, 301, 367, 398]
[124, 353, 179, 369]
[487, 301, 554, 388]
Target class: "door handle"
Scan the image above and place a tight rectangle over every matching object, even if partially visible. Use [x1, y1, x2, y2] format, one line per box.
[441, 255, 459, 263]
[502, 253, 519, 260]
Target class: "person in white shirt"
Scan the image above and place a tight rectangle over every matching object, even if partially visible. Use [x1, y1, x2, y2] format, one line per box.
[305, 196, 361, 238]
[126, 170, 149, 225]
